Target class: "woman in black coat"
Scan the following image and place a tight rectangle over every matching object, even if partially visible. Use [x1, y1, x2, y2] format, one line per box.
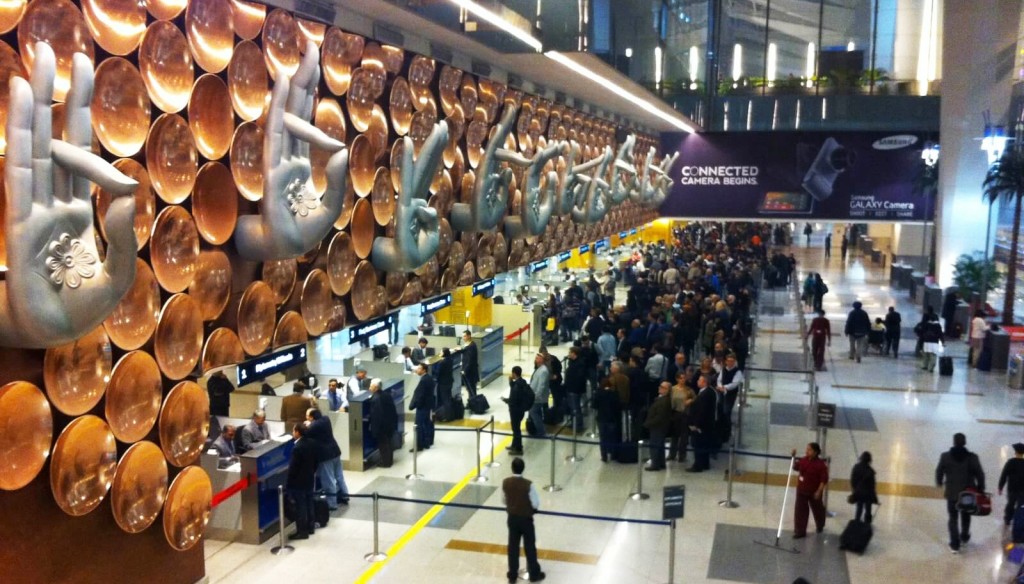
[849, 451, 879, 523]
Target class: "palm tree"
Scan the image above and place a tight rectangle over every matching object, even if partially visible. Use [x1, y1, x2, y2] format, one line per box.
[982, 148, 1024, 325]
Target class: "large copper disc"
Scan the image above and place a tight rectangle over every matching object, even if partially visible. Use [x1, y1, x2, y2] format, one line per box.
[400, 279, 422, 306]
[389, 77, 413, 136]
[105, 351, 163, 444]
[448, 241, 465, 272]
[273, 311, 308, 348]
[192, 162, 238, 245]
[351, 261, 378, 322]
[371, 166, 394, 226]
[407, 55, 435, 110]
[439, 266, 458, 292]
[0, 382, 52, 491]
[0, 0, 25, 35]
[413, 257, 438, 293]
[110, 441, 168, 533]
[43, 326, 111, 416]
[312, 98, 346, 196]
[439, 65, 461, 116]
[0, 42, 23, 153]
[237, 281, 276, 356]
[367, 105, 388, 161]
[158, 381, 210, 467]
[326, 231, 355, 295]
[262, 8, 300, 80]
[262, 258, 297, 306]
[297, 18, 325, 46]
[349, 135, 375, 197]
[436, 218, 452, 265]
[385, 271, 406, 306]
[185, 0, 234, 74]
[83, 0, 145, 55]
[202, 327, 245, 373]
[162, 466, 212, 551]
[300, 269, 332, 336]
[230, 121, 264, 201]
[145, 0, 185, 20]
[229, 0, 265, 40]
[189, 250, 232, 321]
[321, 28, 362, 96]
[17, 0, 94, 102]
[154, 294, 203, 380]
[151, 205, 200, 292]
[227, 41, 267, 122]
[389, 139, 404, 192]
[91, 57, 149, 157]
[188, 74, 234, 160]
[139, 20, 194, 113]
[50, 415, 117, 516]
[95, 159, 155, 251]
[334, 178, 355, 229]
[350, 198, 374, 259]
[146, 113, 198, 204]
[104, 259, 160, 350]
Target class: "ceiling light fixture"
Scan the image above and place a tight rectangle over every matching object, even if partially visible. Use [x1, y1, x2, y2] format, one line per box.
[545, 51, 698, 133]
[449, 0, 543, 52]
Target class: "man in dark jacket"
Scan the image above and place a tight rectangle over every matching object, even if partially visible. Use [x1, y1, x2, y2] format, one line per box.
[207, 371, 235, 416]
[644, 382, 673, 471]
[998, 442, 1024, 527]
[502, 366, 534, 455]
[410, 363, 436, 450]
[687, 373, 717, 472]
[368, 379, 398, 467]
[461, 331, 479, 398]
[593, 379, 621, 462]
[286, 423, 318, 540]
[844, 301, 871, 363]
[883, 306, 902, 358]
[305, 408, 349, 509]
[942, 291, 960, 338]
[936, 432, 986, 553]
[564, 347, 588, 432]
[435, 348, 455, 409]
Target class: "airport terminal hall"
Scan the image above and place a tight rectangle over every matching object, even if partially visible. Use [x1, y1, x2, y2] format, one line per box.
[6, 1, 1024, 583]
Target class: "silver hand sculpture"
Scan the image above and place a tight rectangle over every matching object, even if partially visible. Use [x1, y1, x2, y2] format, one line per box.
[571, 146, 613, 225]
[608, 134, 637, 205]
[0, 43, 139, 348]
[235, 41, 348, 261]
[647, 151, 679, 208]
[451, 104, 517, 233]
[553, 140, 583, 216]
[371, 121, 449, 272]
[501, 141, 564, 239]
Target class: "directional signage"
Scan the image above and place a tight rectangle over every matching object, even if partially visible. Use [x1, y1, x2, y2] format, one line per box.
[594, 238, 609, 252]
[816, 402, 836, 429]
[528, 258, 550, 273]
[629, 228, 638, 235]
[420, 293, 452, 316]
[237, 344, 307, 385]
[579, 244, 590, 254]
[619, 231, 628, 238]
[472, 278, 495, 297]
[348, 312, 397, 344]
[557, 251, 572, 263]
[663, 485, 685, 520]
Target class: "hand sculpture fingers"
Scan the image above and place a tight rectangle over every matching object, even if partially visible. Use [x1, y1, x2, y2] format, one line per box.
[403, 121, 449, 205]
[286, 42, 320, 160]
[30, 42, 55, 206]
[321, 147, 349, 225]
[6, 76, 35, 222]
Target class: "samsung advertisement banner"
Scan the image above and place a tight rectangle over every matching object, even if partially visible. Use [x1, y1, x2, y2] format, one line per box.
[659, 131, 935, 221]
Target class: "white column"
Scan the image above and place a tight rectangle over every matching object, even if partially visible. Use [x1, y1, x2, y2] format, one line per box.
[935, 0, 1018, 286]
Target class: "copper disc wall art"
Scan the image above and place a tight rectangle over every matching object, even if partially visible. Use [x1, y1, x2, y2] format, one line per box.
[189, 74, 234, 160]
[50, 415, 117, 516]
[334, 179, 356, 229]
[439, 266, 457, 292]
[185, 0, 234, 74]
[296, 18, 325, 46]
[0, 381, 52, 491]
[407, 55, 434, 110]
[91, 57, 150, 153]
[189, 250, 232, 321]
[312, 98, 346, 195]
[158, 381, 210, 467]
[381, 44, 403, 74]
[145, 0, 185, 20]
[299, 270, 332, 335]
[459, 261, 476, 285]
[103, 259, 160, 350]
[346, 67, 377, 133]
[105, 351, 163, 444]
[139, 21, 194, 114]
[326, 231, 355, 295]
[262, 8, 300, 80]
[448, 240, 465, 272]
[17, 0, 94, 102]
[43, 326, 112, 416]
[230, 121, 264, 201]
[147, 114, 198, 204]
[479, 254, 496, 278]
[321, 28, 362, 96]
[439, 65, 461, 116]
[349, 135, 375, 197]
[367, 105, 388, 160]
[154, 294, 203, 380]
[385, 271, 406, 306]
[273, 311, 308, 348]
[95, 158, 155, 250]
[389, 139, 404, 192]
[436, 218, 452, 265]
[371, 167, 394, 226]
[237, 281, 276, 356]
[162, 465, 212, 551]
[82, 0, 146, 55]
[466, 119, 487, 169]
[229, 0, 264, 40]
[262, 258, 297, 305]
[110, 441, 168, 534]
[350, 198, 375, 259]
[414, 257, 438, 293]
[0, 0, 24, 35]
[389, 77, 413, 136]
[0, 41, 23, 153]
[151, 205, 200, 292]
[351, 260, 377, 322]
[192, 162, 238, 245]
[202, 327, 245, 372]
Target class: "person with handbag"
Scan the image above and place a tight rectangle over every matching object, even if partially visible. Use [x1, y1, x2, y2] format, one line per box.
[936, 432, 986, 553]
[919, 314, 944, 372]
[849, 451, 879, 523]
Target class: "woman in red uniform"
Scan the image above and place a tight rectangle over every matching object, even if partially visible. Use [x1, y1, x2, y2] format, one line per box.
[791, 442, 829, 538]
[805, 309, 831, 371]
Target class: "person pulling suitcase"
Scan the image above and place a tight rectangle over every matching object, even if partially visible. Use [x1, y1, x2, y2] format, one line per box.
[999, 442, 1024, 536]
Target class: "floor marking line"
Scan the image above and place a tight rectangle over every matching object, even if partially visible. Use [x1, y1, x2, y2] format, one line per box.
[977, 418, 1024, 426]
[353, 435, 514, 583]
[730, 470, 943, 499]
[444, 538, 601, 565]
[831, 384, 983, 396]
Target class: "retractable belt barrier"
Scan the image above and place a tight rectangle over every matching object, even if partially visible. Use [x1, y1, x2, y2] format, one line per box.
[211, 473, 254, 508]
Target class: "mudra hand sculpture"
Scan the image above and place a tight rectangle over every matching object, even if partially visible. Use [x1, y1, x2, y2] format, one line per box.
[451, 104, 517, 233]
[609, 134, 637, 205]
[235, 42, 349, 261]
[571, 146, 613, 225]
[502, 141, 563, 239]
[0, 43, 139, 348]
[371, 121, 449, 272]
[554, 140, 583, 217]
[647, 151, 679, 208]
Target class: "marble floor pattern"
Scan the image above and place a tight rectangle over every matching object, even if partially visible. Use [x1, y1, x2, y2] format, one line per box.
[204, 236, 1024, 583]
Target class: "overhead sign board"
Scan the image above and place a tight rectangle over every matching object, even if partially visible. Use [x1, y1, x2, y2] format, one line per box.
[348, 313, 397, 344]
[472, 278, 495, 296]
[557, 251, 572, 263]
[579, 244, 590, 254]
[420, 293, 452, 316]
[528, 259, 550, 273]
[237, 344, 307, 385]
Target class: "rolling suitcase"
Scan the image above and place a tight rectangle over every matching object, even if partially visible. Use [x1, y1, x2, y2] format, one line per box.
[616, 441, 639, 464]
[468, 394, 490, 414]
[314, 494, 331, 528]
[839, 519, 872, 553]
[1014, 505, 1024, 544]
[450, 397, 465, 421]
[939, 356, 954, 376]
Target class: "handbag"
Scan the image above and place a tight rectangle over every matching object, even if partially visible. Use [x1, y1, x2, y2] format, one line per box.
[847, 494, 856, 504]
[956, 487, 992, 516]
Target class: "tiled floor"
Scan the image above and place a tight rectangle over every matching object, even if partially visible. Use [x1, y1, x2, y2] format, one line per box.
[204, 234, 1024, 583]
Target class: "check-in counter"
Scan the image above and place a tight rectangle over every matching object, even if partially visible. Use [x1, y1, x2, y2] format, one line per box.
[347, 378, 405, 470]
[491, 304, 536, 347]
[404, 326, 504, 386]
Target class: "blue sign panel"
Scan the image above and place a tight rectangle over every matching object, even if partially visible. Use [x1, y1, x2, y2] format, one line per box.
[348, 312, 397, 344]
[595, 238, 609, 252]
[420, 293, 452, 315]
[629, 228, 638, 235]
[557, 251, 572, 263]
[237, 344, 307, 385]
[579, 244, 590, 254]
[472, 278, 495, 296]
[528, 258, 550, 273]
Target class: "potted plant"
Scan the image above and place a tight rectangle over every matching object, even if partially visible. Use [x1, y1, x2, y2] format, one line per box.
[953, 252, 1003, 301]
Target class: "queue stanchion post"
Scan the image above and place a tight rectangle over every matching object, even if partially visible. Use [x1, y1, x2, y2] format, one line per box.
[718, 440, 740, 509]
[585, 396, 598, 439]
[364, 492, 388, 562]
[736, 382, 746, 448]
[824, 454, 836, 518]
[486, 415, 500, 468]
[667, 519, 677, 584]
[271, 485, 294, 555]
[406, 424, 423, 480]
[473, 424, 488, 482]
[544, 422, 566, 492]
[566, 413, 584, 462]
[629, 440, 649, 500]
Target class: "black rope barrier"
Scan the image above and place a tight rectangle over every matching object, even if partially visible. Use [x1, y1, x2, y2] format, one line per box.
[371, 494, 671, 526]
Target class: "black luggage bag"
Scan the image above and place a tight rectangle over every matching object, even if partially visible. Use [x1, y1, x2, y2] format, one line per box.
[939, 356, 954, 376]
[468, 394, 490, 414]
[314, 494, 331, 528]
[839, 519, 872, 553]
[616, 441, 639, 463]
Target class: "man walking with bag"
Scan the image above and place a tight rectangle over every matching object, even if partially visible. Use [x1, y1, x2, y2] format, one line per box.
[936, 432, 986, 553]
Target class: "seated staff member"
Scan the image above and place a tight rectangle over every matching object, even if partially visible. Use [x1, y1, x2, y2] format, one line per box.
[238, 411, 270, 453]
[345, 368, 370, 400]
[411, 337, 430, 365]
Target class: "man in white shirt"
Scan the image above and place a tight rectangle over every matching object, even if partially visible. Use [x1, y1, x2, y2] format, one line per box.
[528, 354, 550, 437]
[346, 368, 369, 400]
[644, 346, 669, 384]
